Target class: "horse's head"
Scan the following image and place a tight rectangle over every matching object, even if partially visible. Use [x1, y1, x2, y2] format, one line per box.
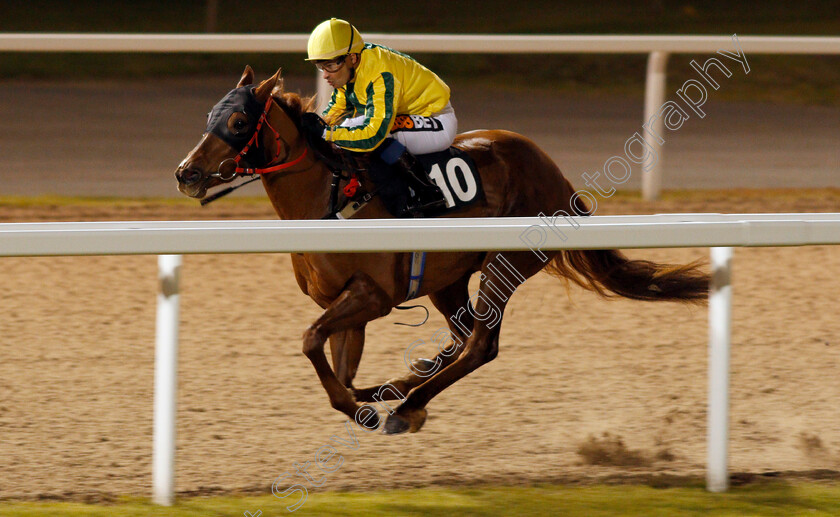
[175, 66, 285, 198]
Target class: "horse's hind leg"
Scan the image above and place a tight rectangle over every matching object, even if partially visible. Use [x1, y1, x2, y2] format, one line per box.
[383, 251, 545, 434]
[352, 271, 474, 402]
[329, 326, 365, 389]
[302, 272, 391, 425]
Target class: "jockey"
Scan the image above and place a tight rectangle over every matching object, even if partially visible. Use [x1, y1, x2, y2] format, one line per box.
[300, 18, 456, 217]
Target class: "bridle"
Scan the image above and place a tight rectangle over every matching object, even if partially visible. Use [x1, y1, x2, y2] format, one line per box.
[211, 95, 309, 181]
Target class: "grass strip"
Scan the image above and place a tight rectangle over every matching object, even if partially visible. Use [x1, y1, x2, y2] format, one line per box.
[2, 482, 840, 516]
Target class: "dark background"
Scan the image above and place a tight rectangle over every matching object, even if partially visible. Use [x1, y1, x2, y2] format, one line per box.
[1, 0, 837, 198]
[2, 0, 838, 104]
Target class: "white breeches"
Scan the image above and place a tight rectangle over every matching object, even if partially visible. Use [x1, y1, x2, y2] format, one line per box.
[339, 102, 458, 155]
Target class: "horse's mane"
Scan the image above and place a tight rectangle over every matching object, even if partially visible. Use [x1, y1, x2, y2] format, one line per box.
[271, 85, 317, 127]
[268, 84, 355, 171]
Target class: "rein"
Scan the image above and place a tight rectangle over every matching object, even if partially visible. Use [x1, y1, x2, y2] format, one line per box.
[202, 93, 359, 213]
[214, 95, 309, 181]
[203, 95, 309, 205]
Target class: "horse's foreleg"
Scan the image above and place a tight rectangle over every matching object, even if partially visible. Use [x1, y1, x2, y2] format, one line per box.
[329, 327, 365, 388]
[303, 273, 391, 423]
[352, 272, 474, 402]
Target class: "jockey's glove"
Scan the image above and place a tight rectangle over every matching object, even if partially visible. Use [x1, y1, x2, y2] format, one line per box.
[300, 112, 328, 142]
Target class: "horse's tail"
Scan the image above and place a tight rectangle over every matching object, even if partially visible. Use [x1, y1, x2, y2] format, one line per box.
[543, 188, 709, 303]
[545, 249, 709, 303]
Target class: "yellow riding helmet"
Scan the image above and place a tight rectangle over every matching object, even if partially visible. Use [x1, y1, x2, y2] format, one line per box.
[306, 18, 364, 61]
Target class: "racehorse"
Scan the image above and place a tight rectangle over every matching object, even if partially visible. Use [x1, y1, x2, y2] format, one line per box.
[175, 67, 709, 434]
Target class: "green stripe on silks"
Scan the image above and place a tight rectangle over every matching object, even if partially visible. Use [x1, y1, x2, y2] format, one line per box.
[321, 89, 340, 117]
[345, 85, 366, 119]
[334, 72, 394, 151]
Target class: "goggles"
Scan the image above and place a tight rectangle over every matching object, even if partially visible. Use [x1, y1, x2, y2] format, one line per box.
[314, 56, 347, 73]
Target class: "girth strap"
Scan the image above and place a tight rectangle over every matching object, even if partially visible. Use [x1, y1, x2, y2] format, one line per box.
[405, 251, 427, 301]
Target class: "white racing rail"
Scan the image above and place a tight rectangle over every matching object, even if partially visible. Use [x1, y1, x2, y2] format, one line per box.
[2, 33, 839, 200]
[2, 213, 840, 502]
[3, 213, 840, 256]
[2, 33, 838, 54]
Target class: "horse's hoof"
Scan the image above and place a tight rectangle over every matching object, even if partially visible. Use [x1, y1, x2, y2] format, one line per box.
[382, 414, 411, 435]
[382, 408, 427, 435]
[354, 404, 381, 431]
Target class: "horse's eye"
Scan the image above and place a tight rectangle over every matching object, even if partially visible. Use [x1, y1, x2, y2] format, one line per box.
[228, 113, 249, 136]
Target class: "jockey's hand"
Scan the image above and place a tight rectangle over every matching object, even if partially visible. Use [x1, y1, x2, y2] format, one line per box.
[300, 112, 328, 142]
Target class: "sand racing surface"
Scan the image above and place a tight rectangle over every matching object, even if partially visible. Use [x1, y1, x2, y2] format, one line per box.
[1, 191, 839, 501]
[1, 74, 839, 501]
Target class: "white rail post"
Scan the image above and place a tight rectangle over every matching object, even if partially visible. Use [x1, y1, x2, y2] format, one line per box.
[153, 254, 182, 505]
[642, 51, 669, 201]
[707, 246, 732, 492]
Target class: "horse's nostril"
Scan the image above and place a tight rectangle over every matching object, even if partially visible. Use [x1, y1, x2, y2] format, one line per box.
[177, 167, 202, 185]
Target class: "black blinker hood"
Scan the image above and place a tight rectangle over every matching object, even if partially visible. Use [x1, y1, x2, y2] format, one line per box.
[205, 86, 264, 151]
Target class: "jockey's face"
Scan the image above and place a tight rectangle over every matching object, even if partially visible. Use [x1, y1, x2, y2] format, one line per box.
[317, 53, 359, 89]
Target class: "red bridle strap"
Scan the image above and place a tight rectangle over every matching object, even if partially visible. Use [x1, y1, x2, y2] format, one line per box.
[232, 96, 309, 176]
[234, 147, 308, 176]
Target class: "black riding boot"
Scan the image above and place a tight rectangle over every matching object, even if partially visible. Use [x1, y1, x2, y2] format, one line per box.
[392, 151, 447, 216]
[366, 158, 410, 218]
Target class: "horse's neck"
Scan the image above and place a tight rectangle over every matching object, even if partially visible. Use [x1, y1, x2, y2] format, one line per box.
[258, 103, 333, 220]
[262, 157, 333, 220]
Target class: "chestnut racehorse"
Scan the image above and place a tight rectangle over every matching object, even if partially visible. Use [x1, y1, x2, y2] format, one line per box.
[175, 67, 709, 434]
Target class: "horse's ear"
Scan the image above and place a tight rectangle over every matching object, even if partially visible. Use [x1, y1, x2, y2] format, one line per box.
[237, 65, 255, 88]
[254, 68, 282, 102]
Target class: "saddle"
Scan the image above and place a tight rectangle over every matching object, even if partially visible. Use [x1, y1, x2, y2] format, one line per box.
[316, 142, 483, 219]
